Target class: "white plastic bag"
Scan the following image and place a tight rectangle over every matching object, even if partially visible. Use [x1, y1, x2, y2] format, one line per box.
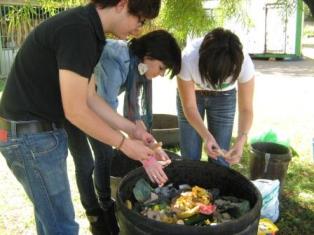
[251, 179, 280, 222]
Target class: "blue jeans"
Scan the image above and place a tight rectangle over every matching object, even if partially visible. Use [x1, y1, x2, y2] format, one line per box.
[0, 127, 79, 235]
[89, 137, 113, 209]
[65, 121, 113, 213]
[176, 89, 236, 167]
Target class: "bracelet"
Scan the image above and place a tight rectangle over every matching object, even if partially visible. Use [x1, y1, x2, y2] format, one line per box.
[116, 135, 126, 150]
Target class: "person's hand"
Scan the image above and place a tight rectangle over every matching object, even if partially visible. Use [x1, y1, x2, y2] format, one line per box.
[154, 149, 171, 167]
[131, 121, 155, 144]
[203, 136, 223, 160]
[223, 143, 244, 165]
[120, 138, 154, 161]
[149, 142, 171, 167]
[141, 155, 168, 187]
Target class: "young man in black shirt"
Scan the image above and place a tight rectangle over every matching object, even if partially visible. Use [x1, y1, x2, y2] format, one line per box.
[0, 0, 162, 234]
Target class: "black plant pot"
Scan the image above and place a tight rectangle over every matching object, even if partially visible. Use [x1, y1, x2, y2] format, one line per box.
[250, 142, 292, 195]
[152, 114, 179, 147]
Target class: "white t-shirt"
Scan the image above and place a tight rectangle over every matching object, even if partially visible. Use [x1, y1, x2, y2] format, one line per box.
[178, 37, 255, 91]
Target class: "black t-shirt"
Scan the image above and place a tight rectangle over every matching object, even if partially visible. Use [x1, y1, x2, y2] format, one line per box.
[0, 3, 106, 122]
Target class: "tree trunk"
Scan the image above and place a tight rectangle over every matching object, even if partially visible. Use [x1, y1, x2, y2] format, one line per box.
[304, 0, 314, 16]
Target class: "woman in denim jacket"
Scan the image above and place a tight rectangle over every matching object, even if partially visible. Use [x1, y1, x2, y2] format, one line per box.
[65, 30, 181, 235]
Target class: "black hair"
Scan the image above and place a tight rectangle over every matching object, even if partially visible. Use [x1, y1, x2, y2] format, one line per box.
[91, 0, 161, 19]
[199, 28, 244, 88]
[128, 30, 181, 78]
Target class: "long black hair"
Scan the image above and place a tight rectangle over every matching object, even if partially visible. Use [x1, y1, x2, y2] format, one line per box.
[199, 28, 244, 88]
[129, 30, 181, 78]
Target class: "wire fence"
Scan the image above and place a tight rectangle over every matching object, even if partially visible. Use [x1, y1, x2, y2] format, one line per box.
[0, 3, 64, 79]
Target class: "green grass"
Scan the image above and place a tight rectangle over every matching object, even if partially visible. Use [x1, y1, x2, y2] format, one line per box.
[304, 21, 314, 37]
[0, 79, 6, 92]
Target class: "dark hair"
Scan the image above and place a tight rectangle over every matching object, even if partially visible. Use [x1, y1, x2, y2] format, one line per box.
[199, 28, 244, 88]
[91, 0, 161, 19]
[129, 30, 181, 78]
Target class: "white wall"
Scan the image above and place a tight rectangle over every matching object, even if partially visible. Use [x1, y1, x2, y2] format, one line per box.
[224, 0, 299, 55]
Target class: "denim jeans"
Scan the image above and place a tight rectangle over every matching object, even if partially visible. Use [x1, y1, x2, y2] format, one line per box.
[176, 89, 236, 167]
[0, 127, 79, 235]
[65, 121, 100, 214]
[65, 121, 113, 213]
[88, 137, 113, 209]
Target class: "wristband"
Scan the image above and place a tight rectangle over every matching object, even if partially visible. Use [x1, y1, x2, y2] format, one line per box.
[116, 135, 126, 150]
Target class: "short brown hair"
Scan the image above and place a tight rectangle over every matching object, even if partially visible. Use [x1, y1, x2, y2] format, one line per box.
[199, 28, 244, 89]
[91, 0, 161, 19]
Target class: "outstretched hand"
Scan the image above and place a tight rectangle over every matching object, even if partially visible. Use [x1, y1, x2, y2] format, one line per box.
[141, 156, 168, 186]
[149, 142, 171, 166]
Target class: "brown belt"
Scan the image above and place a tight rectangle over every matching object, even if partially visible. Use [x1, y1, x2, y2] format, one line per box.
[0, 116, 63, 137]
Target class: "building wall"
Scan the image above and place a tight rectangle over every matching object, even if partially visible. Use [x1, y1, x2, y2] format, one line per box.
[224, 0, 302, 57]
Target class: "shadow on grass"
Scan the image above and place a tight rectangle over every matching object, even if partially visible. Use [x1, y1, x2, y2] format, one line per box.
[277, 194, 314, 235]
[277, 158, 314, 235]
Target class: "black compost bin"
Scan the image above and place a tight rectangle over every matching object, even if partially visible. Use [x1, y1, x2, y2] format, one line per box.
[152, 114, 179, 147]
[250, 142, 292, 193]
[116, 160, 262, 235]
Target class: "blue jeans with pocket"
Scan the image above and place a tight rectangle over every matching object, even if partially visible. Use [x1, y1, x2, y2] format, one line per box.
[176, 89, 236, 167]
[0, 127, 79, 235]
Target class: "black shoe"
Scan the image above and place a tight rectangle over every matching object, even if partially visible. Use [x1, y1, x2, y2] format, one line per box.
[99, 199, 120, 235]
[87, 210, 112, 235]
[104, 202, 120, 235]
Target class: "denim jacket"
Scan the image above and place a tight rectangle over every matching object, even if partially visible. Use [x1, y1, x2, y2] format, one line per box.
[94, 39, 153, 129]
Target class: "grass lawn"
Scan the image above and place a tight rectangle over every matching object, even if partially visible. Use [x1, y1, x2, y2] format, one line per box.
[0, 79, 5, 91]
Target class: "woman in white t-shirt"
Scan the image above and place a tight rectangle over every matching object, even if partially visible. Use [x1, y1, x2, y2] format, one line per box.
[177, 28, 255, 166]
